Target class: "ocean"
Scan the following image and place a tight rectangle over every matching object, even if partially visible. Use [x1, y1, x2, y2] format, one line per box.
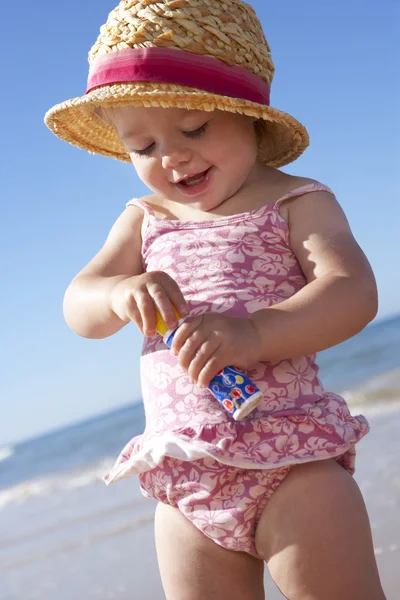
[1, 314, 400, 599]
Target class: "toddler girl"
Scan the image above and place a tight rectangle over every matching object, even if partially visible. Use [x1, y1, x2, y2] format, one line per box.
[45, 1, 386, 598]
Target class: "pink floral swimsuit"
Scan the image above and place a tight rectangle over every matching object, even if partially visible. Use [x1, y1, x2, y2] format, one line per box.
[104, 182, 369, 557]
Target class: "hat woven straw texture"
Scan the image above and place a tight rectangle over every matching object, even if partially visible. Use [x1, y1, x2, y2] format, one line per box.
[44, 0, 309, 167]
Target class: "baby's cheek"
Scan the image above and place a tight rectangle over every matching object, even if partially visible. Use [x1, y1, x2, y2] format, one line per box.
[133, 161, 150, 181]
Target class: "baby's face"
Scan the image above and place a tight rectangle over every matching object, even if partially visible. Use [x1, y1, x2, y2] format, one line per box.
[111, 106, 259, 213]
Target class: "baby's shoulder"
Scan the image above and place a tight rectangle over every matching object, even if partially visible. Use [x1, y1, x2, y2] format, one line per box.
[266, 172, 318, 220]
[270, 172, 334, 222]
[272, 172, 322, 197]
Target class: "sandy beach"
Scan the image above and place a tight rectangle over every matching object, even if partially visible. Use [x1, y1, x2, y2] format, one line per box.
[1, 406, 399, 600]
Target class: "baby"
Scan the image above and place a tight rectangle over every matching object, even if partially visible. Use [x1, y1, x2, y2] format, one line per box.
[45, 1, 385, 598]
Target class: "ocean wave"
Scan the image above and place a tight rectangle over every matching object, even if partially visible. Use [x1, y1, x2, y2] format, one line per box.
[0, 458, 116, 510]
[0, 446, 14, 463]
[340, 367, 400, 415]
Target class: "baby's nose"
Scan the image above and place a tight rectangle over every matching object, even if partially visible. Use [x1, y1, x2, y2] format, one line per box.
[161, 146, 192, 169]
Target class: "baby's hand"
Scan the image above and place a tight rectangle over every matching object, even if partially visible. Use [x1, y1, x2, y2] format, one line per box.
[109, 271, 188, 337]
[169, 313, 262, 388]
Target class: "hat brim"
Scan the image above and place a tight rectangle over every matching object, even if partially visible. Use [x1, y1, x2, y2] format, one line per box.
[44, 82, 309, 168]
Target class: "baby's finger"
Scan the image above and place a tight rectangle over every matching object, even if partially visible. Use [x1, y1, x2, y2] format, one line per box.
[177, 327, 208, 372]
[164, 282, 189, 320]
[197, 354, 223, 389]
[135, 290, 158, 337]
[125, 296, 144, 332]
[187, 338, 221, 387]
[146, 282, 179, 331]
[170, 316, 202, 356]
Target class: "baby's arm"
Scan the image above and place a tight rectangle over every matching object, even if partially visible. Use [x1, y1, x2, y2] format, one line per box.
[250, 189, 378, 361]
[63, 206, 145, 338]
[63, 206, 187, 339]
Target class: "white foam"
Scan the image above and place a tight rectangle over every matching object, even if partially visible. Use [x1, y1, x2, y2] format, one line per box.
[348, 398, 400, 419]
[0, 445, 14, 463]
[0, 458, 116, 510]
[340, 367, 400, 415]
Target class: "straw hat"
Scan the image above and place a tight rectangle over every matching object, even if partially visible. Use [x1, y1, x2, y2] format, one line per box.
[44, 0, 309, 168]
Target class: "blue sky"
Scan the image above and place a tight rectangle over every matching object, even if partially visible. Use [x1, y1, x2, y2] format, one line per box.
[1, 0, 399, 445]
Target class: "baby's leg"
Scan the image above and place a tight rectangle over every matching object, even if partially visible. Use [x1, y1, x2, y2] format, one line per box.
[155, 502, 265, 600]
[255, 458, 386, 600]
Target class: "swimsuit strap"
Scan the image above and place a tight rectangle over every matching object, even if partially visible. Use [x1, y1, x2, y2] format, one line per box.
[126, 198, 156, 240]
[126, 197, 156, 216]
[273, 182, 334, 209]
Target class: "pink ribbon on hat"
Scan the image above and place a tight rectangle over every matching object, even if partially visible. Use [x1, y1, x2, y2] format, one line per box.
[86, 47, 271, 105]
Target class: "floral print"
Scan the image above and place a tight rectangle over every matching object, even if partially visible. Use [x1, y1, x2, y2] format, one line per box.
[103, 183, 369, 553]
[140, 450, 354, 557]
[274, 357, 318, 398]
[139, 451, 353, 558]
[141, 456, 292, 557]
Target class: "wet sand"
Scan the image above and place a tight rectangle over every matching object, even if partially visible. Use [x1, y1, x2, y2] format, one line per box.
[1, 407, 399, 600]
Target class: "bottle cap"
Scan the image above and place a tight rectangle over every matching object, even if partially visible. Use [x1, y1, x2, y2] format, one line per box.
[155, 306, 183, 337]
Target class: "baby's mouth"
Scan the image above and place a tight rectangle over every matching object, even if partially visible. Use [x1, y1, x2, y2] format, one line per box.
[173, 167, 213, 197]
[178, 168, 211, 187]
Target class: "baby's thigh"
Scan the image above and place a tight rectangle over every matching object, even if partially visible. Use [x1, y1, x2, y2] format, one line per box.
[255, 458, 386, 600]
[155, 502, 265, 600]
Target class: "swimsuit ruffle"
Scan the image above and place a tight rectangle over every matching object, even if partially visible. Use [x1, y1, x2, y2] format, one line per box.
[104, 393, 369, 484]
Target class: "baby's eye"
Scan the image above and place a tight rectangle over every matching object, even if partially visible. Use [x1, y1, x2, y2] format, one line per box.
[184, 123, 209, 138]
[131, 142, 155, 158]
